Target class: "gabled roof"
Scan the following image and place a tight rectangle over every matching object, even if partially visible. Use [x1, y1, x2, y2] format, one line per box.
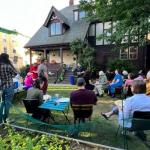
[44, 6, 70, 27]
[25, 5, 90, 48]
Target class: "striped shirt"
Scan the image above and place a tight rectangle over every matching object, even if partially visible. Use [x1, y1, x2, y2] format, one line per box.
[0, 63, 17, 90]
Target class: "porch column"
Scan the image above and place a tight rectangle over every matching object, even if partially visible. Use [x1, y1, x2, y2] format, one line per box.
[60, 47, 63, 66]
[44, 49, 47, 59]
[29, 49, 32, 65]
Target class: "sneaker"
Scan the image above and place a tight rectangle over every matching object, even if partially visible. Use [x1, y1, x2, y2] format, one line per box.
[101, 112, 109, 120]
[111, 94, 115, 98]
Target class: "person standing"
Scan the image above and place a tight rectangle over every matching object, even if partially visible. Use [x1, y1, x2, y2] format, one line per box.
[29, 62, 38, 80]
[37, 58, 48, 94]
[0, 53, 17, 123]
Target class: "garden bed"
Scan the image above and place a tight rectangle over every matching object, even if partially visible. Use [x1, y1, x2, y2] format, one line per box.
[0, 123, 123, 150]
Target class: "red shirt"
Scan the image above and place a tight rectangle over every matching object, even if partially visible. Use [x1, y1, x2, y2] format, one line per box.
[29, 65, 38, 79]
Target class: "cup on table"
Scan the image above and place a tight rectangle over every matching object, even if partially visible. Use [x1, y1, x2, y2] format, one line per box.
[55, 93, 59, 99]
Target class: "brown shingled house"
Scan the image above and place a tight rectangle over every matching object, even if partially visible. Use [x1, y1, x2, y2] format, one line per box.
[25, 0, 150, 72]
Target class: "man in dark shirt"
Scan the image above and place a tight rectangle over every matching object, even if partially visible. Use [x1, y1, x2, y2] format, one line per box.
[70, 78, 97, 105]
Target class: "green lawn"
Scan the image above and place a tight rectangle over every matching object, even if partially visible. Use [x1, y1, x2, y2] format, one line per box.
[10, 85, 150, 150]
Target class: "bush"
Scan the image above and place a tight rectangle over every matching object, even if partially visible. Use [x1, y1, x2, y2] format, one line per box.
[107, 59, 136, 72]
[0, 126, 70, 150]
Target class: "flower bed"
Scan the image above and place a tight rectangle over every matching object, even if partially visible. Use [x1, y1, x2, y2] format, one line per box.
[0, 124, 123, 150]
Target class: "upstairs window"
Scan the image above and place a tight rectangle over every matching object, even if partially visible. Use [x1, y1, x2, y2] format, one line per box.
[74, 10, 86, 21]
[96, 22, 112, 45]
[89, 24, 95, 36]
[79, 11, 86, 20]
[3, 47, 7, 53]
[50, 22, 62, 36]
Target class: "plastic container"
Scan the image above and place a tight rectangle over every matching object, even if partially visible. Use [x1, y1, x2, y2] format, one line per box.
[69, 75, 75, 85]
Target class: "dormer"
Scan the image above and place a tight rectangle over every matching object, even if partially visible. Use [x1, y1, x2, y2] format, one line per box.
[44, 7, 70, 36]
[74, 10, 86, 21]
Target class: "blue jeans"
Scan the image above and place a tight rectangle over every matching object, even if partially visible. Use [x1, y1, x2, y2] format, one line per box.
[0, 86, 14, 123]
[108, 83, 122, 94]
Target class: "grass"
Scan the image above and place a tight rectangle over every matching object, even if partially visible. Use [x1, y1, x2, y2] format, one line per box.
[9, 85, 150, 150]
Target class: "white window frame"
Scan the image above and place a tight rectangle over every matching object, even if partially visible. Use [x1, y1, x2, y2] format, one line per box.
[129, 46, 138, 60]
[120, 46, 138, 60]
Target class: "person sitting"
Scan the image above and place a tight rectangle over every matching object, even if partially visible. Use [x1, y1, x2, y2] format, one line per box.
[106, 70, 115, 82]
[94, 75, 104, 97]
[134, 70, 145, 80]
[99, 71, 108, 92]
[70, 78, 97, 122]
[101, 80, 150, 140]
[146, 70, 150, 96]
[24, 72, 33, 90]
[26, 79, 49, 121]
[123, 73, 135, 98]
[108, 69, 124, 97]
[85, 78, 95, 91]
[122, 70, 128, 80]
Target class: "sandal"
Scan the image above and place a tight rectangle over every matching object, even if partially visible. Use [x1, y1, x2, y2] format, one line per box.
[101, 112, 109, 120]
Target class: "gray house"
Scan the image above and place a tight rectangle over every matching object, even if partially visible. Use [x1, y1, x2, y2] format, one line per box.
[25, 0, 150, 71]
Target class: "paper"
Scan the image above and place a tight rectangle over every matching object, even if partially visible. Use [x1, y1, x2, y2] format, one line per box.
[58, 98, 70, 102]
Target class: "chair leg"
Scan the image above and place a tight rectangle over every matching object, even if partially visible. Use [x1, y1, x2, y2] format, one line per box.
[123, 129, 128, 150]
[116, 125, 120, 137]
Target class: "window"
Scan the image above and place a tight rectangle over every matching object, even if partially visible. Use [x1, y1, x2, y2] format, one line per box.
[96, 22, 112, 45]
[104, 22, 111, 44]
[3, 47, 7, 53]
[50, 22, 62, 36]
[129, 46, 138, 59]
[96, 23, 103, 45]
[3, 39, 6, 44]
[89, 24, 95, 36]
[79, 11, 86, 20]
[13, 48, 16, 54]
[13, 56, 18, 64]
[74, 10, 86, 21]
[74, 11, 78, 21]
[120, 48, 128, 59]
[120, 46, 138, 60]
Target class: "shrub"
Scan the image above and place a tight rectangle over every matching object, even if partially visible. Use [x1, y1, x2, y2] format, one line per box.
[107, 59, 136, 72]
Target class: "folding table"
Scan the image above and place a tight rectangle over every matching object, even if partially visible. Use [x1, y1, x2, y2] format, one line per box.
[39, 97, 70, 123]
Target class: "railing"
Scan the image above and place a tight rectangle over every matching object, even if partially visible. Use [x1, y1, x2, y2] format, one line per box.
[47, 63, 63, 84]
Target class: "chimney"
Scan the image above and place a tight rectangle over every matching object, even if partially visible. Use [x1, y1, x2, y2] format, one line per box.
[69, 0, 74, 6]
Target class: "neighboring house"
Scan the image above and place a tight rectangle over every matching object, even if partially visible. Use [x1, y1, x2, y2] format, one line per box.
[0, 27, 30, 69]
[25, 0, 150, 71]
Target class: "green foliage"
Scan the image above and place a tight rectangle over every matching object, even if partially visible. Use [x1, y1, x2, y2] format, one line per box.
[80, 0, 150, 47]
[107, 59, 136, 72]
[70, 39, 96, 71]
[0, 127, 70, 150]
[19, 65, 29, 78]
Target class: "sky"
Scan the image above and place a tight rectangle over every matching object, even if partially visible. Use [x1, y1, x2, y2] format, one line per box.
[0, 0, 79, 37]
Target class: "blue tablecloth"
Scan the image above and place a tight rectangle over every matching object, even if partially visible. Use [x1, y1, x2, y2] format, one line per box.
[39, 97, 69, 111]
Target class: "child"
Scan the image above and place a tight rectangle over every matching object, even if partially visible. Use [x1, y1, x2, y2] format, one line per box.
[24, 72, 33, 90]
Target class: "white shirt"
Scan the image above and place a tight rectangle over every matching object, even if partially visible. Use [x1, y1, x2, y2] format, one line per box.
[119, 94, 150, 128]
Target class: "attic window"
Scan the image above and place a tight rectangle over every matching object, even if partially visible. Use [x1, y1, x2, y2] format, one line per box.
[74, 10, 86, 21]
[50, 22, 62, 36]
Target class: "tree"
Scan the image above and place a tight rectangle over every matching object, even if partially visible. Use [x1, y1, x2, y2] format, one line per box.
[80, 0, 150, 48]
[70, 39, 96, 70]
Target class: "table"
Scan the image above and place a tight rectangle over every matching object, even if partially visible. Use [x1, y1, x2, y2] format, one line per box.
[39, 97, 70, 123]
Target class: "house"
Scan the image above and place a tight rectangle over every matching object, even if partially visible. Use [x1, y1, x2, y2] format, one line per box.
[0, 27, 30, 69]
[25, 0, 150, 71]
